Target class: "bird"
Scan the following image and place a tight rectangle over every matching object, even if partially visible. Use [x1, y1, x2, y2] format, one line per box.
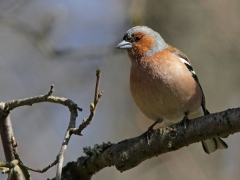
[116, 26, 227, 154]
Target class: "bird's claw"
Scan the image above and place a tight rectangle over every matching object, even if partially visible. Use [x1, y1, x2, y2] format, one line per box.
[146, 119, 162, 145]
[180, 115, 190, 130]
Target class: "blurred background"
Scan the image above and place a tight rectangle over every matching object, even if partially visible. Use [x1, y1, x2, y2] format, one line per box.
[0, 0, 240, 179]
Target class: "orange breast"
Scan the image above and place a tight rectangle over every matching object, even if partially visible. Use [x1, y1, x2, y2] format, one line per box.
[130, 49, 202, 122]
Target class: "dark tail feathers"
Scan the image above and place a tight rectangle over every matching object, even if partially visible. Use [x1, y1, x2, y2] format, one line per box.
[201, 137, 228, 154]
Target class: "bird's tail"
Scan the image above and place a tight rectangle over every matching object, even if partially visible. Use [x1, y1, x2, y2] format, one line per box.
[200, 108, 228, 154]
[201, 137, 228, 154]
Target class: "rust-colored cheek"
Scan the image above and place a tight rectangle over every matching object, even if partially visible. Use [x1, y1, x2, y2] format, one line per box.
[133, 36, 155, 56]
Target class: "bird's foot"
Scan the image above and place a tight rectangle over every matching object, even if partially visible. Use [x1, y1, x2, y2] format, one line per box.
[179, 113, 190, 130]
[146, 119, 162, 145]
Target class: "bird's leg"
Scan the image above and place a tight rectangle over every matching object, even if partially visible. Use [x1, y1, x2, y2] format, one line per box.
[147, 120, 162, 132]
[146, 119, 163, 145]
[180, 111, 190, 129]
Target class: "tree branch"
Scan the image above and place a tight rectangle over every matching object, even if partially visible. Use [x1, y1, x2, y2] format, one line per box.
[0, 104, 25, 180]
[6, 84, 82, 112]
[71, 69, 103, 135]
[54, 69, 103, 180]
[0, 69, 103, 179]
[57, 107, 240, 179]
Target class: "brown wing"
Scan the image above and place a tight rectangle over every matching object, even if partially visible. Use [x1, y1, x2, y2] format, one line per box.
[167, 45, 191, 63]
[168, 45, 209, 115]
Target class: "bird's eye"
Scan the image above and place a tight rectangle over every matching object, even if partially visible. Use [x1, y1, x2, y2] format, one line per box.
[135, 36, 141, 42]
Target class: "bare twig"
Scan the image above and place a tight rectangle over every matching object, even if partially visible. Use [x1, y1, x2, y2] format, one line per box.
[71, 69, 103, 135]
[0, 102, 27, 180]
[0, 70, 102, 180]
[0, 83, 83, 180]
[47, 84, 54, 96]
[55, 69, 103, 180]
[0, 159, 18, 168]
[0, 159, 25, 180]
[55, 130, 72, 180]
[0, 167, 10, 174]
[19, 158, 58, 173]
[6, 85, 82, 112]
[11, 138, 31, 180]
[0, 112, 15, 162]
[94, 69, 101, 104]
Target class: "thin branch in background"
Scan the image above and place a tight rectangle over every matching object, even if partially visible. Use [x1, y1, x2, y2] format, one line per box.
[0, 113, 15, 162]
[0, 69, 102, 179]
[71, 69, 103, 136]
[0, 159, 23, 180]
[19, 158, 58, 173]
[55, 69, 103, 180]
[0, 105, 24, 179]
[6, 85, 82, 112]
[0, 84, 81, 179]
[0, 69, 103, 179]
[11, 136, 31, 180]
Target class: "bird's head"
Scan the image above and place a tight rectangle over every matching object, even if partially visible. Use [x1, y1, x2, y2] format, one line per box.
[117, 26, 167, 60]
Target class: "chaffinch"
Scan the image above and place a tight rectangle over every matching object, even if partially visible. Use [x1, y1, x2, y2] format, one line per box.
[117, 26, 227, 154]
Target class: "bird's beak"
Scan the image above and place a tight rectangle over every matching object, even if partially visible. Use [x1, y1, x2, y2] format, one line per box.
[116, 40, 132, 49]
